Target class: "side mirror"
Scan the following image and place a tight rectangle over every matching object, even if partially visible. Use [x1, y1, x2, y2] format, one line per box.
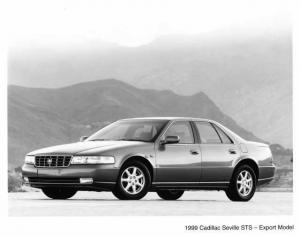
[80, 136, 88, 142]
[160, 135, 180, 145]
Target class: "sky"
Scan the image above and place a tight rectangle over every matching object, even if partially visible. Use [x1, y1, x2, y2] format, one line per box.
[5, 0, 291, 48]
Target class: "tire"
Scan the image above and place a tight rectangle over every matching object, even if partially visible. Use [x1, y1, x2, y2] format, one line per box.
[112, 160, 151, 200]
[225, 164, 257, 202]
[157, 190, 184, 200]
[42, 187, 77, 199]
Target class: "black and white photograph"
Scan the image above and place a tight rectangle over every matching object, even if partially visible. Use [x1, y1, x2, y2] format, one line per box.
[1, 0, 299, 236]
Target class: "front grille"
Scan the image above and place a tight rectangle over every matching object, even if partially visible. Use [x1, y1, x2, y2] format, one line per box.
[35, 155, 72, 168]
[28, 177, 79, 183]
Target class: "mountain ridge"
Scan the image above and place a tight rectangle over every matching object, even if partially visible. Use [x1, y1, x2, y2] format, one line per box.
[8, 33, 292, 147]
[8, 79, 262, 168]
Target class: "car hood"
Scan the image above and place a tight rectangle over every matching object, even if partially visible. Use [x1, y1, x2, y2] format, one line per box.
[27, 141, 149, 156]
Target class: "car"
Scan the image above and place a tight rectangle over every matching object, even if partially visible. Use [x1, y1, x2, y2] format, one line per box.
[22, 117, 275, 201]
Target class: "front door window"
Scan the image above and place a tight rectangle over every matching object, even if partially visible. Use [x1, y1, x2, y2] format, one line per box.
[164, 121, 194, 144]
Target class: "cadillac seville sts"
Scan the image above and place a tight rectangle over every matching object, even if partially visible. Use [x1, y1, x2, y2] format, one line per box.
[22, 117, 275, 201]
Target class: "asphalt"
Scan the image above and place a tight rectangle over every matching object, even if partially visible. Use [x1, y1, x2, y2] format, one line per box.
[8, 191, 292, 216]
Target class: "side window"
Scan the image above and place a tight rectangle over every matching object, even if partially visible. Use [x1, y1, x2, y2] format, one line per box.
[195, 122, 221, 144]
[213, 124, 233, 144]
[164, 121, 194, 144]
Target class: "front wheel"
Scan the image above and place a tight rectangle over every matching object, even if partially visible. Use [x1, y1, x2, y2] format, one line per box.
[42, 187, 77, 199]
[225, 164, 257, 202]
[112, 161, 151, 200]
[157, 190, 184, 200]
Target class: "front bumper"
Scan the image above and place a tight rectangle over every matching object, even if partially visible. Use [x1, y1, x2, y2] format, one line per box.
[22, 163, 119, 191]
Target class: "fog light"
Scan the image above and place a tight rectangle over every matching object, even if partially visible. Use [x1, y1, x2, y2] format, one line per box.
[23, 177, 29, 184]
[80, 178, 93, 184]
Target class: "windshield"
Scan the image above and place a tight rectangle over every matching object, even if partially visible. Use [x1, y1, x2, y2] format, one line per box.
[87, 119, 169, 142]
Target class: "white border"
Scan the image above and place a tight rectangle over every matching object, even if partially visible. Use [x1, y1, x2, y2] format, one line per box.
[0, 0, 298, 237]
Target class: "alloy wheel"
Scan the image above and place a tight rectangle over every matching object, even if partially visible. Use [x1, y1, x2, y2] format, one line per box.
[120, 166, 145, 195]
[236, 170, 253, 197]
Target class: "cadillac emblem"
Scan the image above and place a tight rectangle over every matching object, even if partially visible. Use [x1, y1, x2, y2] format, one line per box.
[47, 158, 52, 165]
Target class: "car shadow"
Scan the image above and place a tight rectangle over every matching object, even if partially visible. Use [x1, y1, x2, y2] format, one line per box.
[34, 198, 223, 202]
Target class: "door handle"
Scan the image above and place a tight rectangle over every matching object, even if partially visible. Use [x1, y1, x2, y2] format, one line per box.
[190, 150, 199, 155]
[228, 148, 237, 154]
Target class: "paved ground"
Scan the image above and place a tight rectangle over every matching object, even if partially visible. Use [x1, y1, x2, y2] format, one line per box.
[8, 191, 292, 216]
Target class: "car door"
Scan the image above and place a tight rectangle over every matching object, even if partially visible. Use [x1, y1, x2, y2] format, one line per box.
[193, 121, 239, 183]
[155, 120, 202, 183]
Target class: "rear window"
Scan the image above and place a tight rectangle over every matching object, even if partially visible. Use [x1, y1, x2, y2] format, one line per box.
[195, 122, 221, 144]
[212, 124, 233, 144]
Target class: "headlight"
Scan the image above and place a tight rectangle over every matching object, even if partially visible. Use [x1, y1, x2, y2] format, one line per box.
[71, 156, 115, 164]
[25, 155, 35, 165]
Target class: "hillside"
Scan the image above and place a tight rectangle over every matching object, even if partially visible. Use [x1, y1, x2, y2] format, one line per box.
[8, 79, 260, 168]
[8, 32, 292, 147]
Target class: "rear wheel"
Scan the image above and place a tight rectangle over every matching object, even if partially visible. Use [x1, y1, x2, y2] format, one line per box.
[112, 161, 151, 200]
[225, 164, 256, 202]
[157, 190, 184, 200]
[42, 187, 77, 199]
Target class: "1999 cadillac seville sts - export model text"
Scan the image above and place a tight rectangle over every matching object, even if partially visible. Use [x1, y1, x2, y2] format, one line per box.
[22, 117, 275, 201]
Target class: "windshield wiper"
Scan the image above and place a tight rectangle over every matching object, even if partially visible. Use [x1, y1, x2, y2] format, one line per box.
[116, 138, 149, 142]
[89, 139, 112, 141]
[90, 138, 150, 142]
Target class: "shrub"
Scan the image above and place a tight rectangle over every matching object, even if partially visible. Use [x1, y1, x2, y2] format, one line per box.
[8, 171, 23, 192]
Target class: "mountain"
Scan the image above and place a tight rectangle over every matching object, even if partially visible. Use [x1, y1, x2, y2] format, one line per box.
[8, 79, 261, 169]
[8, 32, 292, 147]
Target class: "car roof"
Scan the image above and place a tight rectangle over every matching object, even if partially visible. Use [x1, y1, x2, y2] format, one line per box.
[120, 117, 211, 122]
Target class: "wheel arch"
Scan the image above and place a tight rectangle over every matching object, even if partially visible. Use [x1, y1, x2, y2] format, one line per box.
[232, 158, 259, 181]
[119, 155, 154, 181]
